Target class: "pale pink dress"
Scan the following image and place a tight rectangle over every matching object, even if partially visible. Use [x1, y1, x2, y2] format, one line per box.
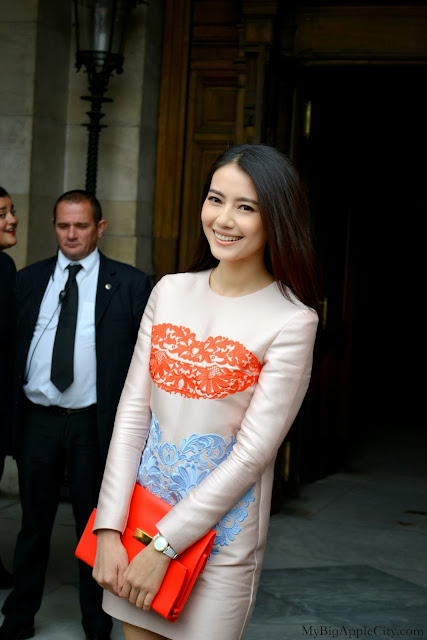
[94, 270, 318, 639]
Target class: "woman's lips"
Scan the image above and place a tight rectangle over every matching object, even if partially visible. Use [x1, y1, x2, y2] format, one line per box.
[213, 230, 242, 242]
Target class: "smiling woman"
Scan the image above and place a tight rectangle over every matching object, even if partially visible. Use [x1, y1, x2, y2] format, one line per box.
[0, 186, 18, 251]
[91, 144, 320, 640]
[201, 163, 271, 296]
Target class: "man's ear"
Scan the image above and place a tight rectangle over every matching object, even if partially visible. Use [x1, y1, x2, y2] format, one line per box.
[97, 219, 107, 238]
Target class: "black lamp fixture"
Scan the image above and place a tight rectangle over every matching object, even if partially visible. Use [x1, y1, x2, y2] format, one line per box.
[73, 0, 147, 195]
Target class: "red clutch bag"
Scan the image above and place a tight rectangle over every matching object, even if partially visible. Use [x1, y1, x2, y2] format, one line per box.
[75, 483, 216, 622]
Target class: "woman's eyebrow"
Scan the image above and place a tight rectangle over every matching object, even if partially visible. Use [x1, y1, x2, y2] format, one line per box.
[208, 188, 224, 197]
[235, 196, 259, 205]
[209, 188, 258, 205]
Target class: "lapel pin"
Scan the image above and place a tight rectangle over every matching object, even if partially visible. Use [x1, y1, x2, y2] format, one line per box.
[105, 283, 112, 290]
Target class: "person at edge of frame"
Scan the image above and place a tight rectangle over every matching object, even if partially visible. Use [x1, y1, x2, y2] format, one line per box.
[0, 185, 19, 590]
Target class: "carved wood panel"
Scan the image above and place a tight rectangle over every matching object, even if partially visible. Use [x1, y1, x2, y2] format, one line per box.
[291, 6, 427, 62]
[152, 0, 192, 280]
[178, 70, 239, 270]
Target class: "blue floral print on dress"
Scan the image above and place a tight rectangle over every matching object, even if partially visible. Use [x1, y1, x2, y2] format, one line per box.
[136, 414, 255, 554]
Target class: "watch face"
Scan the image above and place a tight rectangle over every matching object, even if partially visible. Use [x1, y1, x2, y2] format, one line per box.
[154, 535, 168, 552]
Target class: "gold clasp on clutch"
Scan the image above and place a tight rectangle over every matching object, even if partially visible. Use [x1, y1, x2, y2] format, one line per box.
[133, 528, 153, 546]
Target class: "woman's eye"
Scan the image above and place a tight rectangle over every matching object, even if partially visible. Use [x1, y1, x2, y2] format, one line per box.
[240, 204, 254, 212]
[208, 196, 221, 204]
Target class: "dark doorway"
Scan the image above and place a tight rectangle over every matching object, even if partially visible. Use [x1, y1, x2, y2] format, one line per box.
[299, 65, 426, 482]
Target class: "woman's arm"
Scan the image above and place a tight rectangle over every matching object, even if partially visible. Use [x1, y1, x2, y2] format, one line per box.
[94, 281, 162, 534]
[92, 529, 128, 596]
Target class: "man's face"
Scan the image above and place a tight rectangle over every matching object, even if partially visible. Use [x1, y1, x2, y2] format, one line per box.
[54, 200, 106, 262]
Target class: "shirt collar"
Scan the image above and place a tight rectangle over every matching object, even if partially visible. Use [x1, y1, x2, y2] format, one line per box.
[57, 248, 100, 273]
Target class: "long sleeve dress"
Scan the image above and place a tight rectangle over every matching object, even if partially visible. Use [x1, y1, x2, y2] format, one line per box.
[94, 270, 318, 640]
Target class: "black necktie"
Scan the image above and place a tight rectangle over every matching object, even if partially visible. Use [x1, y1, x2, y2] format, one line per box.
[51, 264, 82, 392]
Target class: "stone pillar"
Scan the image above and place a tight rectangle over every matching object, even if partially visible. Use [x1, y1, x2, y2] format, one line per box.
[28, 0, 73, 264]
[0, 1, 42, 268]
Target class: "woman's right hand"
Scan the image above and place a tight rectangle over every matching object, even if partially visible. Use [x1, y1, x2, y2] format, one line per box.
[93, 529, 129, 596]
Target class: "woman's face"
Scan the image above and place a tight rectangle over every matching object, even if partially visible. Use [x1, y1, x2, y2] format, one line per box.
[201, 163, 267, 267]
[0, 195, 18, 250]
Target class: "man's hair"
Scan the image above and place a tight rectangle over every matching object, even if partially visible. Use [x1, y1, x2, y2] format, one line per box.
[0, 186, 10, 198]
[53, 190, 102, 224]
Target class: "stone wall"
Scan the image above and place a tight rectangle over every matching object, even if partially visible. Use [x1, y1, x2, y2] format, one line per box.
[0, 0, 164, 275]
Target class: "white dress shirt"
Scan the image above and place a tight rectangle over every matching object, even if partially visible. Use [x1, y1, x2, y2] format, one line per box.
[24, 249, 99, 408]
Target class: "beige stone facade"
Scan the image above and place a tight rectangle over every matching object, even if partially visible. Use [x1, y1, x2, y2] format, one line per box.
[0, 0, 164, 276]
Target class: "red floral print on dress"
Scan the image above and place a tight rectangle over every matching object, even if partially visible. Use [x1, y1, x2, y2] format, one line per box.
[149, 324, 262, 399]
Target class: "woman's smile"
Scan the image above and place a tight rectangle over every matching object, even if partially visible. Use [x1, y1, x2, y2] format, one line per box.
[213, 230, 243, 243]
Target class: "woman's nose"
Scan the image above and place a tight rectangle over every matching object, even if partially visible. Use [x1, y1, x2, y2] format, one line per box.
[6, 211, 17, 224]
[215, 205, 234, 227]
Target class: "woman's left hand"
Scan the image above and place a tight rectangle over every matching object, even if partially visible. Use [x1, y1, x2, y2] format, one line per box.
[119, 542, 171, 610]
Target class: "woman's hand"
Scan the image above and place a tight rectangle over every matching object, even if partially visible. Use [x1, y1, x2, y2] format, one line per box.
[92, 529, 129, 596]
[119, 542, 171, 610]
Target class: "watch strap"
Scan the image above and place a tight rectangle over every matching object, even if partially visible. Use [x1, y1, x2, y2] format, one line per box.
[153, 533, 178, 559]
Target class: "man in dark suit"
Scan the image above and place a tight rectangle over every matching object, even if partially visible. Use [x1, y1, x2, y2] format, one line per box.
[0, 190, 151, 640]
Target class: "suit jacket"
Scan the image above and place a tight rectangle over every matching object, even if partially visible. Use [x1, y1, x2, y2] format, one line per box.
[0, 251, 17, 456]
[13, 251, 151, 462]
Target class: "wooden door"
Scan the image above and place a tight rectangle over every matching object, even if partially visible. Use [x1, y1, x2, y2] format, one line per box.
[283, 64, 427, 485]
[153, 0, 241, 279]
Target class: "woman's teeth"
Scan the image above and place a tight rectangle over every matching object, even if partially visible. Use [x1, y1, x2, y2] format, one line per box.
[214, 231, 242, 242]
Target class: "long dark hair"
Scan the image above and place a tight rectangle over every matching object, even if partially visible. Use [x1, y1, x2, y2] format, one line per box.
[186, 143, 320, 314]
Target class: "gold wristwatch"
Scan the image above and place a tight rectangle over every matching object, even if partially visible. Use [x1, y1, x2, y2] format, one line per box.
[133, 528, 178, 559]
[153, 533, 178, 559]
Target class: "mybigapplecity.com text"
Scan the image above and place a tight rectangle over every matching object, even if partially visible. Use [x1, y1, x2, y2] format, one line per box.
[302, 625, 424, 638]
